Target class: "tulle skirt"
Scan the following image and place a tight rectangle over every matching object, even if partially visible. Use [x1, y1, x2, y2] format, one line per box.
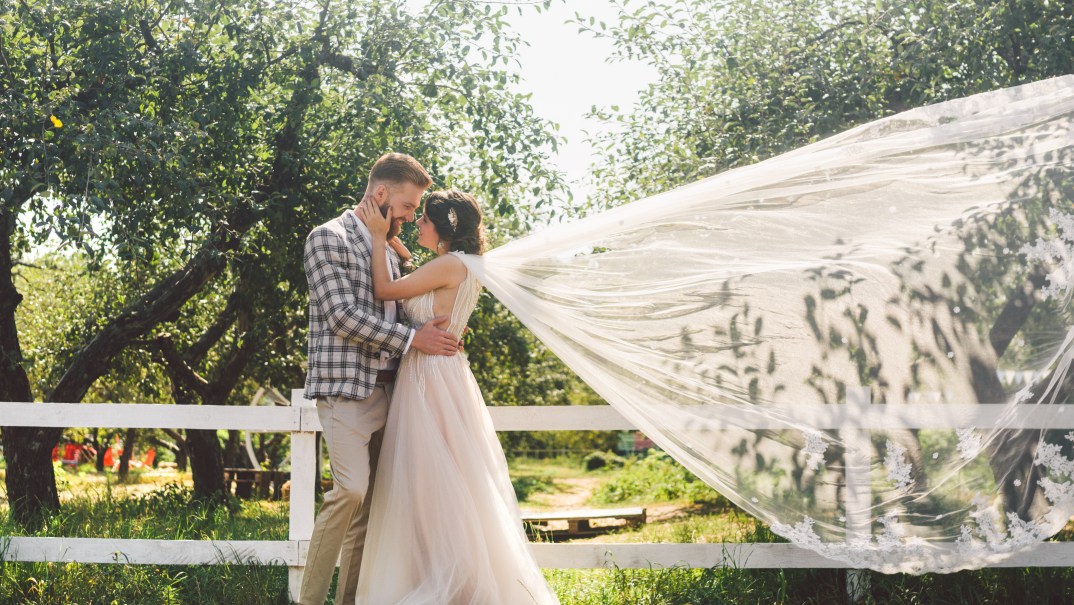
[355, 352, 559, 605]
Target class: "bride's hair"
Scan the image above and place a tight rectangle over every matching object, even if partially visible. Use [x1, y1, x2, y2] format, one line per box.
[424, 190, 486, 255]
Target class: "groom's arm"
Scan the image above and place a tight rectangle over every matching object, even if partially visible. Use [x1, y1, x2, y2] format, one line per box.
[305, 226, 413, 356]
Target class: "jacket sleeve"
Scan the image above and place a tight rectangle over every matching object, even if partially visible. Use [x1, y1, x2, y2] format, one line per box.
[304, 225, 414, 356]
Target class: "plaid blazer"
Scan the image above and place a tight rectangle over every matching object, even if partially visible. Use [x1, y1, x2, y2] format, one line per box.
[304, 210, 413, 400]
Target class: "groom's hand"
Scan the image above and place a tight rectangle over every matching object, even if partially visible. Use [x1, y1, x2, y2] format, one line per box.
[410, 317, 459, 356]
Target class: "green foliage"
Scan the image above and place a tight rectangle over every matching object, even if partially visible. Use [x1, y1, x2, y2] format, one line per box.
[3, 0, 567, 396]
[583, 0, 1074, 211]
[15, 255, 169, 403]
[512, 473, 556, 503]
[2, 0, 572, 510]
[582, 449, 626, 471]
[591, 450, 725, 505]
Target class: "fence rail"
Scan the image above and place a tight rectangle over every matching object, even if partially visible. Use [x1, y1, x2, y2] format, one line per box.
[4, 394, 1074, 601]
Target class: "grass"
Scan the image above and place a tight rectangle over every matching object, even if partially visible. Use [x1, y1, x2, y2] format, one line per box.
[0, 480, 292, 605]
[5, 458, 1074, 603]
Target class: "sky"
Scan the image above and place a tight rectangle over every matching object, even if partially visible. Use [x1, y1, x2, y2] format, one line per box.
[501, 2, 659, 189]
[409, 0, 660, 191]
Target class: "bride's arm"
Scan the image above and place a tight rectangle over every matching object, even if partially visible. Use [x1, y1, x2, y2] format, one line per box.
[357, 199, 466, 301]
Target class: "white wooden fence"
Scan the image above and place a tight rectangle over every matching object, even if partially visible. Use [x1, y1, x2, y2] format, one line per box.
[5, 391, 1074, 602]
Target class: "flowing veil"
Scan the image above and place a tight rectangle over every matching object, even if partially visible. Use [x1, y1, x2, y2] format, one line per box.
[459, 75, 1074, 573]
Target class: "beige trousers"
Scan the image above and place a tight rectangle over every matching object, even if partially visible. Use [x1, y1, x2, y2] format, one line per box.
[299, 384, 392, 605]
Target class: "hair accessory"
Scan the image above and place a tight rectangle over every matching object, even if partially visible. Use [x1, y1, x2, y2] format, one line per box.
[447, 207, 458, 231]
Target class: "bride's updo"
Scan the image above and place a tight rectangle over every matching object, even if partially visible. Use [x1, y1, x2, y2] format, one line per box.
[424, 189, 486, 255]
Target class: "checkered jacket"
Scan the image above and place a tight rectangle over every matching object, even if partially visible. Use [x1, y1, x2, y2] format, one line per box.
[304, 210, 413, 400]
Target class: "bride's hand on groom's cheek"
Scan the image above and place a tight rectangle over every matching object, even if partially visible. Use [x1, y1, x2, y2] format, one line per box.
[357, 199, 391, 237]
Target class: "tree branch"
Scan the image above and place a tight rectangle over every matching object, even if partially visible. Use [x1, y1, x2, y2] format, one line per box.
[153, 335, 211, 400]
[186, 290, 242, 362]
[206, 305, 256, 403]
[990, 266, 1050, 358]
[138, 18, 159, 53]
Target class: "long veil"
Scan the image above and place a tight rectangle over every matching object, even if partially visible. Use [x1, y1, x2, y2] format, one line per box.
[459, 75, 1074, 574]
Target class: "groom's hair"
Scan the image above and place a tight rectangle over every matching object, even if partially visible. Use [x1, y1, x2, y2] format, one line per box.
[367, 152, 433, 190]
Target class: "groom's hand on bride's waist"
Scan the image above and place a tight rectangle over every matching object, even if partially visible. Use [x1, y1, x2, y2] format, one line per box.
[411, 316, 460, 356]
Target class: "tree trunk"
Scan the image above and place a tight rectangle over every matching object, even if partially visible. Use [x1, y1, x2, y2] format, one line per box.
[223, 429, 243, 469]
[117, 427, 138, 482]
[161, 429, 189, 471]
[93, 428, 106, 472]
[1, 196, 61, 527]
[175, 435, 189, 472]
[186, 428, 227, 502]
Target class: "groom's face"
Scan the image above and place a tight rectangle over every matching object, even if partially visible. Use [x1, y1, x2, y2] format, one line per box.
[373, 181, 426, 238]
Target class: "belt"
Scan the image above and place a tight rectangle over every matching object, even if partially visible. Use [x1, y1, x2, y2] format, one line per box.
[375, 369, 397, 384]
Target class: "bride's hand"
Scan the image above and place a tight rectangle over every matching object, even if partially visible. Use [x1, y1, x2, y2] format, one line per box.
[357, 198, 391, 240]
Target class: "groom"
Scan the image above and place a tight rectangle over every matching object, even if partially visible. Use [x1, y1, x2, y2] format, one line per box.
[300, 152, 460, 605]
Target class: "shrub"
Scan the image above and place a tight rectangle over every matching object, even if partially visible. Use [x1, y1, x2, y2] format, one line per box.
[591, 450, 725, 505]
[582, 450, 626, 471]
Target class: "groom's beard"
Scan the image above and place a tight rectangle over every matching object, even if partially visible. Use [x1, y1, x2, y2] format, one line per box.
[379, 203, 403, 239]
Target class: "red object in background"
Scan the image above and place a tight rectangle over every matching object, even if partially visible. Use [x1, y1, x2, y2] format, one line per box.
[56, 440, 153, 471]
[634, 433, 655, 451]
[52, 443, 92, 466]
[102, 446, 120, 468]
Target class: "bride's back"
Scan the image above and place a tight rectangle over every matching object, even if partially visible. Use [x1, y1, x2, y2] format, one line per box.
[404, 253, 481, 340]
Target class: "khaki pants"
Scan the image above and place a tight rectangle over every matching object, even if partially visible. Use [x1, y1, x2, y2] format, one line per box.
[299, 385, 392, 605]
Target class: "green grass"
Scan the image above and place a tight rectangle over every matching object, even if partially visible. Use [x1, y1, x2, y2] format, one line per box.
[546, 566, 1074, 604]
[0, 483, 292, 605]
[6, 461, 1074, 603]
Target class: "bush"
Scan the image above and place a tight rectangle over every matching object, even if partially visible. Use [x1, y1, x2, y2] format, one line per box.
[591, 451, 725, 505]
[582, 450, 626, 471]
[512, 474, 555, 502]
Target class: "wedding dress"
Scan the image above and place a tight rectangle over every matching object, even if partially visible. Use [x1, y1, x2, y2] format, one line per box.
[355, 252, 559, 605]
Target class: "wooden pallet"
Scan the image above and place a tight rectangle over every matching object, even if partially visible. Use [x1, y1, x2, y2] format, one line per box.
[522, 507, 647, 539]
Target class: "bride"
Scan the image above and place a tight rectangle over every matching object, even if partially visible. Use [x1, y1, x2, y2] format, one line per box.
[353, 190, 559, 604]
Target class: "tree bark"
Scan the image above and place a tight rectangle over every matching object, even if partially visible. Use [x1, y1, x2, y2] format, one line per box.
[117, 427, 138, 482]
[93, 428, 106, 472]
[223, 429, 243, 469]
[186, 428, 227, 501]
[1, 193, 61, 526]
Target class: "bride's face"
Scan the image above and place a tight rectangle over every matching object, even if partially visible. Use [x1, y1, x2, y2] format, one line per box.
[416, 213, 441, 252]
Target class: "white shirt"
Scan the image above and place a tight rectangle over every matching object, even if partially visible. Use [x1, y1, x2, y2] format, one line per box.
[354, 217, 414, 370]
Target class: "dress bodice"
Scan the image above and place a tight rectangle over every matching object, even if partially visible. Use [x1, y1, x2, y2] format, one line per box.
[402, 252, 482, 339]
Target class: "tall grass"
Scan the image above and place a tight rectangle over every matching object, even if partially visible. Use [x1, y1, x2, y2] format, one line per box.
[547, 565, 1074, 604]
[5, 470, 1074, 603]
[0, 484, 293, 604]
[548, 519, 1074, 604]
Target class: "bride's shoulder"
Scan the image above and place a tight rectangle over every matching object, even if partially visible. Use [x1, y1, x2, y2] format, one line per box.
[426, 253, 468, 281]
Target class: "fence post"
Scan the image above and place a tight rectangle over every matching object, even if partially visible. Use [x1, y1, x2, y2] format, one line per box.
[845, 386, 873, 603]
[289, 390, 318, 602]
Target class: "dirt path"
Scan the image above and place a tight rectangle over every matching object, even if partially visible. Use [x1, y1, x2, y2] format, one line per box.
[527, 476, 694, 520]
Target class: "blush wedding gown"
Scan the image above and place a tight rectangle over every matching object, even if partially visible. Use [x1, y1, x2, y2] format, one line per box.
[355, 253, 559, 605]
